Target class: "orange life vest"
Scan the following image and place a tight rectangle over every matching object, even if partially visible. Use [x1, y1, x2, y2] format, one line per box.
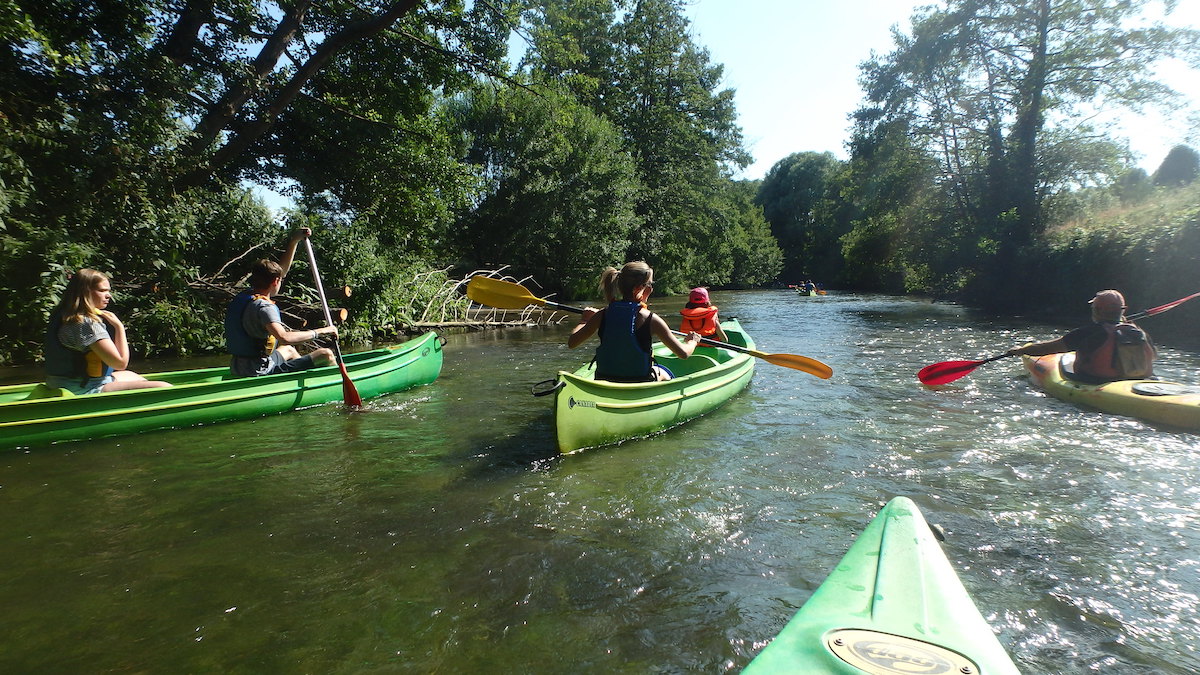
[1075, 321, 1154, 380]
[680, 305, 720, 336]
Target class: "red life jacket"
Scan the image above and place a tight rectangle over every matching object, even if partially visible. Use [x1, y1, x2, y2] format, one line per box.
[1075, 322, 1154, 380]
[680, 305, 719, 336]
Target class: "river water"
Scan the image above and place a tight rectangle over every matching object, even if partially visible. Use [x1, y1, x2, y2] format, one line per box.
[2, 290, 1199, 673]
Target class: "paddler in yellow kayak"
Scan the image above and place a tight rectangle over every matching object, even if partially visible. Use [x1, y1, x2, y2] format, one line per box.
[1005, 289, 1156, 382]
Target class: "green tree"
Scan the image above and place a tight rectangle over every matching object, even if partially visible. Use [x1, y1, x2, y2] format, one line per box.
[725, 180, 783, 288]
[858, 0, 1199, 307]
[608, 0, 750, 291]
[452, 84, 641, 298]
[756, 152, 843, 282]
[1152, 144, 1200, 187]
[520, 0, 754, 293]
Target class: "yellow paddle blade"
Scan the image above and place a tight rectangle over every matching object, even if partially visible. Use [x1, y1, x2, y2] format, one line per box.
[466, 276, 550, 310]
[750, 349, 834, 379]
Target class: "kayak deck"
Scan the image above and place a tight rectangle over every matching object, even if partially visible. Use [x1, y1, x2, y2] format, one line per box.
[744, 497, 1018, 674]
[0, 332, 443, 449]
[553, 319, 755, 453]
[1022, 353, 1200, 430]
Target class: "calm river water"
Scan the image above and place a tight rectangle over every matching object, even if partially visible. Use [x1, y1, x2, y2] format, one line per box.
[2, 290, 1199, 673]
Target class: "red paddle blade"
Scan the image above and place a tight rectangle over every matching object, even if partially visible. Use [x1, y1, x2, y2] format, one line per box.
[339, 362, 363, 408]
[917, 360, 985, 385]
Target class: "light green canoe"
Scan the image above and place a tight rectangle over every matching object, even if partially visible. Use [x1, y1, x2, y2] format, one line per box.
[552, 318, 755, 453]
[744, 496, 1019, 674]
[0, 332, 443, 450]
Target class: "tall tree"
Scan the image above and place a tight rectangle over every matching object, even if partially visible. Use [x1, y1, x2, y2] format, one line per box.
[756, 152, 843, 282]
[520, 0, 755, 292]
[1152, 144, 1200, 187]
[859, 0, 1200, 307]
[452, 84, 641, 297]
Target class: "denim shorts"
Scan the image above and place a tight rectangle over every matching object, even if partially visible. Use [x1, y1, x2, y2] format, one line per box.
[46, 373, 114, 395]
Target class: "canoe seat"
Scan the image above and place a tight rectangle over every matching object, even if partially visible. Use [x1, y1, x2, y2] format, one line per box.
[23, 383, 75, 401]
[666, 354, 721, 376]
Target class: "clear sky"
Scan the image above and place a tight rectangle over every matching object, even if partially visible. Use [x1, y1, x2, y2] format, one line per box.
[685, 0, 1200, 180]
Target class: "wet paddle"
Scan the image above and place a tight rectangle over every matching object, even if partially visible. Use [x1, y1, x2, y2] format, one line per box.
[918, 289, 1200, 385]
[917, 353, 1012, 386]
[304, 238, 363, 408]
[466, 275, 834, 379]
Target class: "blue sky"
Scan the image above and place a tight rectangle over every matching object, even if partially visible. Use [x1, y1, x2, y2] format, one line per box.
[685, 0, 1200, 180]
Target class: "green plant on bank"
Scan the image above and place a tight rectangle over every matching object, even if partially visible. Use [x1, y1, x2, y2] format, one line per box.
[1009, 182, 1200, 345]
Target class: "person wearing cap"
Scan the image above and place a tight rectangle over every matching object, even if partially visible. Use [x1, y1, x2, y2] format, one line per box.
[679, 287, 728, 342]
[1005, 289, 1156, 381]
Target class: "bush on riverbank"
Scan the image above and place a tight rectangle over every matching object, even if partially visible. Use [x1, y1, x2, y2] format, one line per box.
[1011, 182, 1200, 347]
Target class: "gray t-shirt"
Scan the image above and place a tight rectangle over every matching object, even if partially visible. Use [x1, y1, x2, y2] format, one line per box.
[242, 296, 283, 340]
[57, 316, 110, 353]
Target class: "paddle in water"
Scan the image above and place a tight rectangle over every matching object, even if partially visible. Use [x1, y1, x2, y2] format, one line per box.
[917, 353, 1012, 385]
[466, 275, 833, 379]
[918, 289, 1200, 385]
[304, 238, 363, 408]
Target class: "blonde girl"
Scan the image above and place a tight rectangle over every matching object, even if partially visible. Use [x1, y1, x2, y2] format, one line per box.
[568, 261, 700, 382]
[44, 269, 171, 394]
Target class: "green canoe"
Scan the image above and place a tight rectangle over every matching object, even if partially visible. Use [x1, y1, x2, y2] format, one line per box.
[553, 318, 755, 453]
[744, 496, 1019, 674]
[0, 331, 443, 450]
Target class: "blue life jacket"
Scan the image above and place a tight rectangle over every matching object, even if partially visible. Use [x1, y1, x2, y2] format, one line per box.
[44, 309, 114, 384]
[594, 301, 653, 382]
[225, 291, 277, 358]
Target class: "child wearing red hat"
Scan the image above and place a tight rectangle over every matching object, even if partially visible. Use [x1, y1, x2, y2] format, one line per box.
[679, 287, 728, 342]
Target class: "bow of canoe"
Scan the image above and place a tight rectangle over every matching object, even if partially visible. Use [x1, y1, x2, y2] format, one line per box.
[1, 331, 443, 449]
[743, 496, 1019, 674]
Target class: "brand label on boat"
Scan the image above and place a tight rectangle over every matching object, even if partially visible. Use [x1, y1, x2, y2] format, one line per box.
[826, 629, 978, 675]
[568, 397, 596, 408]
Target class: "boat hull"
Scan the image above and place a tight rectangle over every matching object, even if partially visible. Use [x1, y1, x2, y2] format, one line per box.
[1, 332, 443, 449]
[743, 497, 1018, 674]
[553, 319, 755, 453]
[1023, 353, 1200, 430]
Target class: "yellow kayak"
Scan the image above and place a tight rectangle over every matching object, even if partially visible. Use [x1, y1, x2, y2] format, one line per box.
[1022, 353, 1200, 430]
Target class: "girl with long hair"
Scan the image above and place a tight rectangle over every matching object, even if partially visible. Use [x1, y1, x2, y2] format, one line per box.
[44, 269, 171, 394]
[567, 261, 700, 382]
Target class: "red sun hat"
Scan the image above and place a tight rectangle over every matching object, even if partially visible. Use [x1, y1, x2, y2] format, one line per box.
[688, 287, 710, 304]
[1089, 289, 1126, 313]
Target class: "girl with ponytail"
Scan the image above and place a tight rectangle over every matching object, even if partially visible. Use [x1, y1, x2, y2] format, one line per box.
[568, 262, 700, 382]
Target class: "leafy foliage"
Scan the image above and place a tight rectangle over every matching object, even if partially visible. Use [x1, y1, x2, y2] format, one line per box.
[1153, 145, 1200, 187]
[451, 84, 640, 298]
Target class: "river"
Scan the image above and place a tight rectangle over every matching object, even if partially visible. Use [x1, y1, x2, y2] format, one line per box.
[2, 290, 1198, 673]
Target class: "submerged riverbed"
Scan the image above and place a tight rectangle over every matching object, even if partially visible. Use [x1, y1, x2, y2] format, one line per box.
[2, 290, 1199, 672]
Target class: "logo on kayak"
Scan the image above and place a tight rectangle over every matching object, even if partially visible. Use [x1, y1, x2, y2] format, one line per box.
[568, 397, 596, 409]
[826, 629, 978, 675]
